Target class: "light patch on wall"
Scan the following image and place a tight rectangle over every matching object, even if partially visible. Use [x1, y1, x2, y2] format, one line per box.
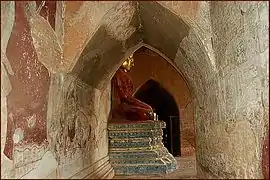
[13, 128, 24, 144]
[27, 114, 37, 128]
[21, 151, 58, 179]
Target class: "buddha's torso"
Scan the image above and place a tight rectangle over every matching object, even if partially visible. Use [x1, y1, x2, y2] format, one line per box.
[114, 68, 133, 98]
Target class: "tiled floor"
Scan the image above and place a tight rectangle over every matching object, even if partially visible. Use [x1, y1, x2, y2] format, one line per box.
[113, 156, 197, 179]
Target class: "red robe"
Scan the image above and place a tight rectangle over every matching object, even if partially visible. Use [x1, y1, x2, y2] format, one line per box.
[112, 68, 153, 121]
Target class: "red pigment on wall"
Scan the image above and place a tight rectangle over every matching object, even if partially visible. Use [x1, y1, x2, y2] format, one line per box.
[4, 1, 50, 160]
[36, 1, 56, 30]
[262, 131, 269, 179]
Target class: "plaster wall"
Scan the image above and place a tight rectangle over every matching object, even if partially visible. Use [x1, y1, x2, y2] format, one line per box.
[1, 1, 268, 179]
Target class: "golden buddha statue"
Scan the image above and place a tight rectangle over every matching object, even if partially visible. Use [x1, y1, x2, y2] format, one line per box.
[111, 54, 154, 121]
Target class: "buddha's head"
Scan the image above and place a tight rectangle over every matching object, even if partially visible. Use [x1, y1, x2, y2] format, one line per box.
[121, 54, 134, 72]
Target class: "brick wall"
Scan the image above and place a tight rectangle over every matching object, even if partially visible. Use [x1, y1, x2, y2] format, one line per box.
[128, 47, 195, 156]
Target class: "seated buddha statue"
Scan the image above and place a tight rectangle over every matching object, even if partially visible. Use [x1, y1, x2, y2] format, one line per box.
[111, 54, 154, 121]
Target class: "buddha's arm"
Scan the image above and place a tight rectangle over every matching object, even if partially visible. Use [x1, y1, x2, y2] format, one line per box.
[126, 98, 153, 111]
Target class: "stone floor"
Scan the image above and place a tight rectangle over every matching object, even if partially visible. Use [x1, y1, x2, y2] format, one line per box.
[113, 156, 197, 179]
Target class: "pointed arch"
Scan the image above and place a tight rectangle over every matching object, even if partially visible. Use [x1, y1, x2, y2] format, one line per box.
[134, 79, 181, 156]
[71, 2, 213, 98]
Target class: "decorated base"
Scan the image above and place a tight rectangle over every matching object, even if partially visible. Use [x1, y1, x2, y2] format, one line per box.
[108, 120, 177, 175]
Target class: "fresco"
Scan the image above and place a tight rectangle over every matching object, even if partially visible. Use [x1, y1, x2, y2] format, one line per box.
[1, 1, 15, 176]
[4, 1, 50, 161]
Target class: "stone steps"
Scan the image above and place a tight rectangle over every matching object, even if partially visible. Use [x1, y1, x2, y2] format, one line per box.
[108, 121, 166, 130]
[109, 147, 173, 159]
[109, 138, 163, 149]
[108, 120, 177, 175]
[112, 155, 177, 175]
[111, 158, 164, 165]
[113, 156, 197, 179]
[108, 130, 163, 139]
[111, 156, 176, 165]
[109, 151, 159, 159]
[113, 164, 168, 175]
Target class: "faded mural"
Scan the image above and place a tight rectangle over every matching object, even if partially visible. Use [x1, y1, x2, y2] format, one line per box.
[1, 1, 15, 176]
[1, 1, 51, 178]
[4, 1, 50, 160]
[1, 2, 111, 178]
[1, 1, 268, 179]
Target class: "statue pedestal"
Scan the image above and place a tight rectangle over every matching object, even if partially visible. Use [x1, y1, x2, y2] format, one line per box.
[108, 120, 177, 175]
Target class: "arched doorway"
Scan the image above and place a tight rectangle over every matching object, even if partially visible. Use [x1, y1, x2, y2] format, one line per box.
[134, 79, 181, 156]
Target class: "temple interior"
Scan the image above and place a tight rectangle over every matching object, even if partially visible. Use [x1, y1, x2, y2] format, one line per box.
[1, 1, 269, 179]
[134, 78, 181, 156]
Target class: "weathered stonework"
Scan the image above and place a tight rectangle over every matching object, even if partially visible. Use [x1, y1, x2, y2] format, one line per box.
[1, 1, 268, 179]
[1, 1, 15, 178]
[63, 1, 129, 71]
[108, 121, 177, 175]
[45, 73, 113, 178]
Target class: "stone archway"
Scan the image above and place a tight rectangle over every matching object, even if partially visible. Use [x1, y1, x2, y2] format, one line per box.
[67, 2, 219, 178]
[20, 1, 268, 179]
[134, 79, 181, 156]
[127, 46, 196, 157]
